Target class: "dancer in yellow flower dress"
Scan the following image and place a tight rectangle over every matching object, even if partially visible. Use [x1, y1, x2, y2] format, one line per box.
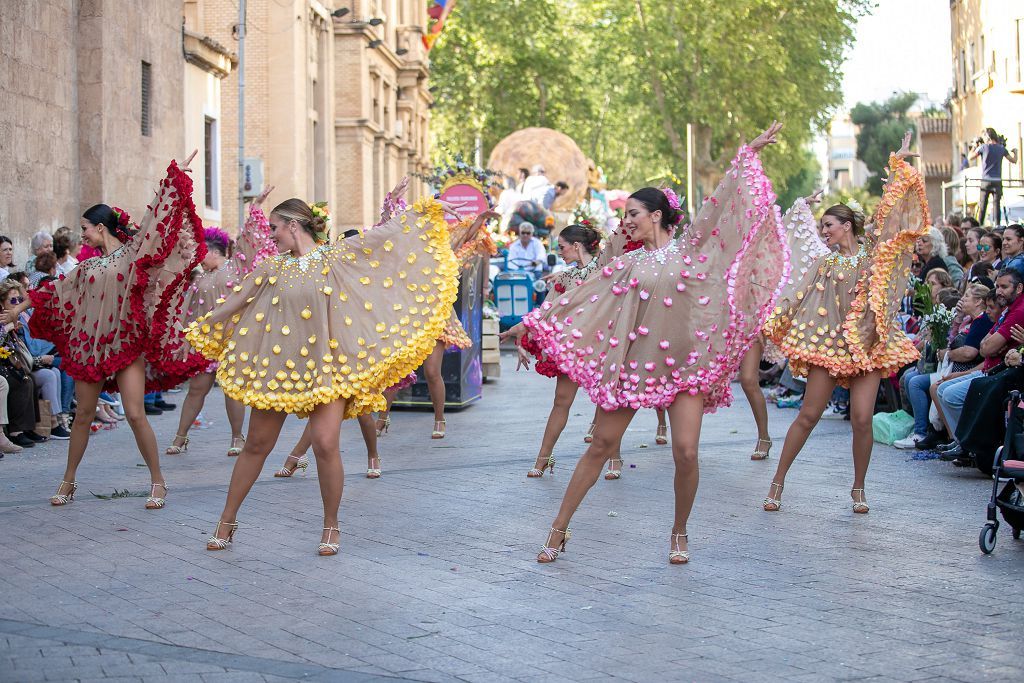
[187, 195, 462, 555]
[761, 132, 928, 513]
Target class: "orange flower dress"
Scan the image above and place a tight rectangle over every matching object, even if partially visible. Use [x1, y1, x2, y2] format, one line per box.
[763, 154, 929, 383]
[438, 219, 498, 349]
[28, 161, 208, 391]
[185, 200, 458, 419]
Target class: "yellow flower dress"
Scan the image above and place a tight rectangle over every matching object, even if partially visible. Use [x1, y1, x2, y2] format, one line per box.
[764, 154, 929, 383]
[438, 219, 498, 349]
[185, 200, 459, 418]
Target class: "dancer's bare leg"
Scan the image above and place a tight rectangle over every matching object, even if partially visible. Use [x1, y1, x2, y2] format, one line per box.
[542, 408, 636, 555]
[307, 399, 347, 547]
[739, 341, 771, 452]
[764, 366, 837, 506]
[356, 413, 381, 476]
[167, 372, 215, 452]
[424, 342, 447, 433]
[530, 375, 578, 473]
[210, 408, 288, 540]
[225, 396, 246, 444]
[848, 371, 881, 508]
[114, 357, 165, 496]
[376, 388, 398, 435]
[276, 421, 312, 476]
[655, 408, 668, 445]
[54, 379, 103, 499]
[666, 393, 705, 558]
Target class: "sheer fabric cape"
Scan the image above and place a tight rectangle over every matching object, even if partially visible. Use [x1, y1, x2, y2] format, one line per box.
[521, 146, 790, 413]
[29, 161, 208, 391]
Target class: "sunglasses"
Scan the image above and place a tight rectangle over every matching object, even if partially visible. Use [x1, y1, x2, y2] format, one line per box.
[9, 297, 23, 304]
[520, 231, 533, 235]
[978, 245, 992, 251]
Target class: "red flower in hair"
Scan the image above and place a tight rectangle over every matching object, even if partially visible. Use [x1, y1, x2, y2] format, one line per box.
[111, 206, 131, 226]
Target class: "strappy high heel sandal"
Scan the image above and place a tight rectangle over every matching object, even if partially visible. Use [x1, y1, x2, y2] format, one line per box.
[50, 480, 77, 506]
[206, 520, 238, 550]
[537, 527, 571, 563]
[145, 482, 168, 509]
[375, 414, 390, 436]
[604, 458, 623, 480]
[431, 420, 446, 439]
[583, 423, 595, 443]
[165, 434, 190, 455]
[851, 488, 869, 514]
[751, 437, 772, 461]
[318, 527, 340, 556]
[527, 454, 555, 478]
[227, 436, 245, 457]
[655, 424, 668, 445]
[274, 454, 309, 477]
[366, 456, 382, 479]
[763, 482, 784, 511]
[669, 532, 690, 564]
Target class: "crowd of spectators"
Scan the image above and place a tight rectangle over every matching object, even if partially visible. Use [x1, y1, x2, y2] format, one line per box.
[0, 226, 179, 459]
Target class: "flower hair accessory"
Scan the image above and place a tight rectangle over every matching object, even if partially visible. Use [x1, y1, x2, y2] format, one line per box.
[108, 206, 138, 243]
[661, 188, 684, 225]
[579, 218, 593, 229]
[309, 201, 331, 244]
[111, 206, 131, 227]
[846, 198, 863, 213]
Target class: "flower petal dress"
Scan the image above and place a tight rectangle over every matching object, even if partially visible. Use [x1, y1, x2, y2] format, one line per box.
[763, 154, 929, 383]
[522, 146, 790, 412]
[29, 161, 208, 391]
[186, 200, 459, 418]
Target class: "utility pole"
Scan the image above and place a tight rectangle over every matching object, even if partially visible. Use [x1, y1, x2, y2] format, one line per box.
[237, 0, 247, 225]
[685, 123, 694, 218]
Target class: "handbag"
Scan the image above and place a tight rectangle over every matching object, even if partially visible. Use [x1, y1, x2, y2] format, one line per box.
[872, 410, 915, 445]
[34, 399, 52, 438]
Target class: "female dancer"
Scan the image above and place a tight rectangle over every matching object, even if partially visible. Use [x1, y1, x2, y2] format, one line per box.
[1, 152, 208, 508]
[165, 186, 277, 457]
[525, 225, 667, 480]
[188, 195, 463, 555]
[506, 123, 789, 564]
[762, 132, 927, 513]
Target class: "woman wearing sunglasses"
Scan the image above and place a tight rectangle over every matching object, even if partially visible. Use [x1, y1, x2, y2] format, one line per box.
[0, 152, 209, 509]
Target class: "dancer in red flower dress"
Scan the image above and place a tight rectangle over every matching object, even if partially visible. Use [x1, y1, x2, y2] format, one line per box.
[1, 152, 208, 509]
[165, 186, 278, 458]
[505, 123, 790, 564]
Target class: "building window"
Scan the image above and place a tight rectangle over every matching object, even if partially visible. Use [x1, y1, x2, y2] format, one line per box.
[204, 117, 218, 209]
[141, 61, 152, 136]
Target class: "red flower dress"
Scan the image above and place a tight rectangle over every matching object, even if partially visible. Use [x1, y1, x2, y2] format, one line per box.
[29, 161, 208, 391]
[522, 146, 790, 413]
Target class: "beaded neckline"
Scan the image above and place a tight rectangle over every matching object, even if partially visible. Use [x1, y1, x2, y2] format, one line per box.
[628, 240, 680, 265]
[281, 244, 329, 272]
[823, 244, 867, 269]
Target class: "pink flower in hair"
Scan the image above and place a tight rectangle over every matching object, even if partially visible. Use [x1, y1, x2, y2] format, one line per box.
[662, 188, 681, 211]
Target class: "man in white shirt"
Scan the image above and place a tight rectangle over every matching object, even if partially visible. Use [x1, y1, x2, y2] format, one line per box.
[507, 222, 545, 275]
[521, 165, 552, 205]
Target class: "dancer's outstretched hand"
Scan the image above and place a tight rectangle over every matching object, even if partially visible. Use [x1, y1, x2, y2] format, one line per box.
[437, 199, 467, 222]
[749, 121, 783, 153]
[895, 130, 918, 159]
[804, 188, 825, 205]
[252, 185, 275, 209]
[390, 176, 410, 202]
[180, 150, 198, 173]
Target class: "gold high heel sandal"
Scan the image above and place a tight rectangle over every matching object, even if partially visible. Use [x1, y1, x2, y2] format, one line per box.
[165, 434, 190, 455]
[366, 455, 382, 479]
[763, 482, 784, 511]
[227, 436, 245, 457]
[50, 480, 77, 506]
[851, 488, 870, 513]
[751, 437, 772, 461]
[145, 482, 168, 509]
[583, 423, 595, 443]
[375, 414, 390, 436]
[274, 454, 309, 477]
[604, 458, 623, 480]
[206, 521, 238, 550]
[537, 527, 571, 563]
[669, 532, 690, 564]
[656, 424, 668, 445]
[527, 454, 555, 478]
[431, 420, 446, 439]
[319, 527, 340, 556]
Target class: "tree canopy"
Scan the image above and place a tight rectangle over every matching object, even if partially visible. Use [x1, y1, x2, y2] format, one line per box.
[429, 0, 871, 202]
[849, 92, 918, 195]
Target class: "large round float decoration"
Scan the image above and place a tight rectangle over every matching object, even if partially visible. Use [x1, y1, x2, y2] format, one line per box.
[487, 127, 589, 212]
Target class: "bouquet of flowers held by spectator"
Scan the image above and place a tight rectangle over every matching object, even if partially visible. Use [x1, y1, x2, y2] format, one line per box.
[913, 278, 955, 350]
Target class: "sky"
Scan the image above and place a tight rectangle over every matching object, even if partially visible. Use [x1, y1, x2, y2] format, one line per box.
[840, 0, 953, 107]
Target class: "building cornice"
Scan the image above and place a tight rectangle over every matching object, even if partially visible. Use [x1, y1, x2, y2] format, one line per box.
[183, 29, 236, 78]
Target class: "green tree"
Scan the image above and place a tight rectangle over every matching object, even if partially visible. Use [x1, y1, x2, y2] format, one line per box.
[849, 92, 918, 194]
[776, 149, 821, 210]
[430, 0, 872, 197]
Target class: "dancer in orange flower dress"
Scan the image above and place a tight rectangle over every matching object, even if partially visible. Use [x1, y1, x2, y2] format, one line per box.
[761, 132, 928, 513]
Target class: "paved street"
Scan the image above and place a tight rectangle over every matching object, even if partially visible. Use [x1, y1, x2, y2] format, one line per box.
[0, 349, 1022, 683]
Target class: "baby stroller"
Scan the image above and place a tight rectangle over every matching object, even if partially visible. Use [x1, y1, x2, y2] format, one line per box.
[979, 390, 1024, 553]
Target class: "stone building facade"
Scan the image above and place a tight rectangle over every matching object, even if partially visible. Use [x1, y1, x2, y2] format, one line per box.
[1, 0, 187, 254]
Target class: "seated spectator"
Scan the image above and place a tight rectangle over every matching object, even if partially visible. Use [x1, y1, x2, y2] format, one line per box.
[896, 284, 993, 449]
[0, 236, 14, 280]
[0, 376, 22, 455]
[935, 270, 1023, 457]
[1000, 224, 1024, 276]
[52, 227, 79, 277]
[968, 260, 995, 288]
[978, 232, 1002, 269]
[24, 231, 52, 274]
[962, 216, 981, 229]
[28, 251, 57, 289]
[918, 227, 964, 286]
[7, 271, 30, 290]
[17, 294, 72, 439]
[0, 281, 44, 448]
[926, 269, 954, 303]
[942, 226, 968, 276]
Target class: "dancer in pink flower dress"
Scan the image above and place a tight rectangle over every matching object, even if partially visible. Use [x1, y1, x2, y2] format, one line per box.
[505, 123, 790, 565]
[165, 186, 278, 458]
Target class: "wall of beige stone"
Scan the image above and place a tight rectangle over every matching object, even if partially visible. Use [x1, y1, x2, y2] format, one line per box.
[1, 0, 184, 261]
